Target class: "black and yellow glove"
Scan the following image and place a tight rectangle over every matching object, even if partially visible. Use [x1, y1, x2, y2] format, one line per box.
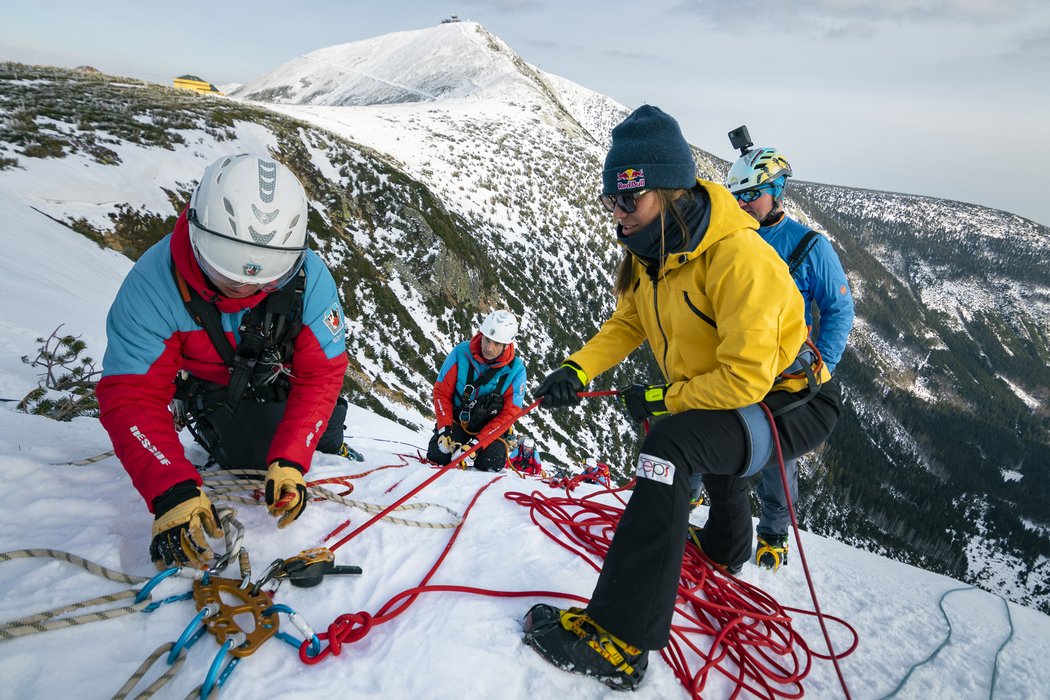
[436, 426, 458, 455]
[453, 440, 479, 468]
[149, 481, 222, 570]
[265, 460, 307, 529]
[619, 383, 670, 422]
[534, 362, 587, 408]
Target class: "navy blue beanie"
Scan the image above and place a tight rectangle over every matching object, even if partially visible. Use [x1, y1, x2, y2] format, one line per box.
[602, 105, 697, 195]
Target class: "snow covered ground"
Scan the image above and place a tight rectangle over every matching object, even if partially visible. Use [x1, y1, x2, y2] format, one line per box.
[2, 176, 1049, 699]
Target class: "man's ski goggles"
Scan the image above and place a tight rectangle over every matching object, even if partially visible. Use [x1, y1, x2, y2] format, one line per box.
[733, 185, 775, 204]
[598, 190, 651, 214]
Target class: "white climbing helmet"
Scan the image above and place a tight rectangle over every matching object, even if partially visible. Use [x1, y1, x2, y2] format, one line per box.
[725, 147, 792, 194]
[479, 310, 518, 344]
[189, 154, 308, 289]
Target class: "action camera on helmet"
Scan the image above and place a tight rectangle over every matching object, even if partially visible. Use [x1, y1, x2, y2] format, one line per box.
[728, 125, 752, 156]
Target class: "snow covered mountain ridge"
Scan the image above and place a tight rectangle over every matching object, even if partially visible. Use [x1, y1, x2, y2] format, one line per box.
[0, 19, 1047, 621]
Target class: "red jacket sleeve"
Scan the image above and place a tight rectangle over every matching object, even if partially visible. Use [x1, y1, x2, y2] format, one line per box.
[97, 335, 201, 512]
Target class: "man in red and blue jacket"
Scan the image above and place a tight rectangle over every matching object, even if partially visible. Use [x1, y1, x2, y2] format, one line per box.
[428, 310, 526, 471]
[98, 155, 348, 570]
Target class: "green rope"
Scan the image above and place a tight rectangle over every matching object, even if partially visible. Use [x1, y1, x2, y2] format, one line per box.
[880, 585, 1015, 699]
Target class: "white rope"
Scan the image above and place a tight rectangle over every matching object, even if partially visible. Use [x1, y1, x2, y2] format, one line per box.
[0, 549, 152, 640]
[204, 470, 462, 529]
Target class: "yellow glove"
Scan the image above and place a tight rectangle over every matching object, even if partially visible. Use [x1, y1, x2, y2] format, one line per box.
[265, 460, 307, 529]
[454, 441, 478, 468]
[436, 426, 458, 455]
[149, 482, 222, 570]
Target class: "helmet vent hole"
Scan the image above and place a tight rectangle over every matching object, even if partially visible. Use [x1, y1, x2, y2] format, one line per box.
[227, 218, 237, 235]
[223, 197, 235, 217]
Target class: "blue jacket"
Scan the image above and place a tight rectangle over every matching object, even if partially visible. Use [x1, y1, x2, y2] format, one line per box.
[509, 445, 545, 475]
[758, 215, 854, 374]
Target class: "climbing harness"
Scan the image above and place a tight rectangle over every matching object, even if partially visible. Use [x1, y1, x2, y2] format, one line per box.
[171, 264, 305, 414]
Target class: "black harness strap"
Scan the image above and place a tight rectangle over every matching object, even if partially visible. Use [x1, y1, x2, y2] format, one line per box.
[459, 362, 509, 431]
[173, 266, 236, 367]
[786, 230, 821, 276]
[461, 362, 503, 406]
[172, 264, 305, 412]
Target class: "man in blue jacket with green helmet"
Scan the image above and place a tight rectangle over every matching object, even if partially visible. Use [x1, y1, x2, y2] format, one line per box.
[724, 134, 855, 571]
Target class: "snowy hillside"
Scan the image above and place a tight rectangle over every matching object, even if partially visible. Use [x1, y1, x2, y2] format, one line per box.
[225, 24, 1050, 615]
[2, 196, 1049, 698]
[1, 19, 1048, 618]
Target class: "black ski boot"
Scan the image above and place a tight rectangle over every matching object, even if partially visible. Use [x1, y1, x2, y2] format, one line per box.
[522, 604, 647, 691]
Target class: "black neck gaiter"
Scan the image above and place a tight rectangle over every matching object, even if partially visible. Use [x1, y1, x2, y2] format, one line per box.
[616, 189, 709, 265]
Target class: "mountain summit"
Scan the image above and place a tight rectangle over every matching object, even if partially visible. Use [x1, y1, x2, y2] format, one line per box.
[233, 21, 551, 106]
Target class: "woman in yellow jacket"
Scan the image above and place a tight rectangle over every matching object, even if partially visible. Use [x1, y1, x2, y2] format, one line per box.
[524, 105, 841, 690]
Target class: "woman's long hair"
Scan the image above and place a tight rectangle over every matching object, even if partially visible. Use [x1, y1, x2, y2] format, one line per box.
[612, 188, 691, 297]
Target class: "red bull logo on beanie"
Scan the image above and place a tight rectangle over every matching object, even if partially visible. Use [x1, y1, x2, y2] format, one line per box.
[617, 168, 646, 191]
[636, 452, 674, 485]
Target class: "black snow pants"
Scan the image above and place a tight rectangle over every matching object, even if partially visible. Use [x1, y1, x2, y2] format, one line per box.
[193, 395, 347, 470]
[585, 381, 841, 650]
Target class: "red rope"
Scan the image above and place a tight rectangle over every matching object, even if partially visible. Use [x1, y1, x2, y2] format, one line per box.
[506, 482, 857, 699]
[299, 474, 588, 665]
[298, 389, 855, 698]
[758, 401, 854, 699]
[323, 399, 544, 553]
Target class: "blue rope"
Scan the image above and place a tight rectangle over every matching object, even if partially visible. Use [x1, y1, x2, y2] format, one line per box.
[988, 594, 1015, 699]
[142, 591, 193, 613]
[880, 586, 1015, 699]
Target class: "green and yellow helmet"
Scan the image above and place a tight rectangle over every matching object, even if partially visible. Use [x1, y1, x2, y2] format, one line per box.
[725, 147, 792, 194]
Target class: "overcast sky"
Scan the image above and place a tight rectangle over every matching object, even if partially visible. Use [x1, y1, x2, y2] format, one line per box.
[3, 0, 1049, 226]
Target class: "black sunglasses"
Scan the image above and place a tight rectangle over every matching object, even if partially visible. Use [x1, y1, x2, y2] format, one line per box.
[598, 190, 651, 214]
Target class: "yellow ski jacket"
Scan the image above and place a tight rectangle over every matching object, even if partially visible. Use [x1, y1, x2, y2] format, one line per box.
[568, 180, 818, 413]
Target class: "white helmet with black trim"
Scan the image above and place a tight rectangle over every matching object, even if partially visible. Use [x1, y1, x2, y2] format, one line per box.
[725, 147, 793, 194]
[189, 154, 308, 290]
[479, 310, 519, 344]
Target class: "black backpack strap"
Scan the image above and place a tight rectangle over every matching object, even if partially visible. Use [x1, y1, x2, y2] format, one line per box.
[172, 265, 236, 367]
[787, 230, 821, 275]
